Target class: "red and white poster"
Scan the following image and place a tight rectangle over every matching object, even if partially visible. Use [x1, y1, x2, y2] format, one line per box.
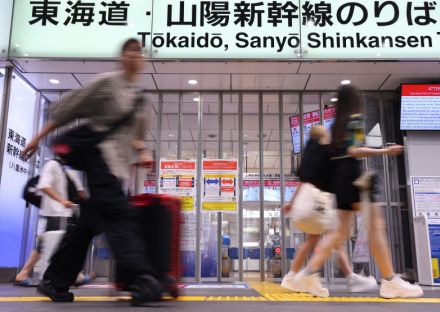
[159, 160, 196, 212]
[289, 115, 301, 154]
[202, 159, 238, 212]
[303, 110, 321, 144]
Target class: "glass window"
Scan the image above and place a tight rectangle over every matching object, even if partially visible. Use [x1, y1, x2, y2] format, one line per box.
[262, 93, 282, 279]
[200, 93, 220, 279]
[221, 93, 239, 280]
[242, 93, 260, 279]
[161, 93, 179, 160]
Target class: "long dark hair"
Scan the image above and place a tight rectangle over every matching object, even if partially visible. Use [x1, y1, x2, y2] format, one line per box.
[331, 85, 362, 149]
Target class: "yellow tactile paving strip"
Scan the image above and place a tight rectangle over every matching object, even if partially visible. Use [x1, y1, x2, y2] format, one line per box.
[0, 282, 439, 303]
[248, 281, 440, 303]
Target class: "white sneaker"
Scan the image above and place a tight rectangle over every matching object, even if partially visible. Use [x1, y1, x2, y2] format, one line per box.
[347, 274, 378, 292]
[380, 276, 424, 299]
[292, 270, 329, 297]
[281, 272, 300, 292]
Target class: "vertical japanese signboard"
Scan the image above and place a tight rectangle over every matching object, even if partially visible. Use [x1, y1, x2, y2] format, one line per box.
[323, 105, 337, 133]
[0, 73, 37, 267]
[202, 159, 238, 212]
[289, 115, 300, 154]
[159, 160, 196, 212]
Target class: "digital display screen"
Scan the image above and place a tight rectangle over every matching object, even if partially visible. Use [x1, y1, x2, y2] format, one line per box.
[401, 84, 440, 130]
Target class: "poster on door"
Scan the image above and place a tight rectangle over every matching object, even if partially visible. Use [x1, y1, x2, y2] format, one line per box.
[159, 160, 196, 212]
[324, 106, 337, 133]
[202, 159, 238, 212]
[143, 173, 156, 194]
[303, 110, 321, 144]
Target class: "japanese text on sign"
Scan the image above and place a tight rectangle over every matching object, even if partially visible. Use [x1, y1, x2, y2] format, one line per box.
[10, 0, 440, 59]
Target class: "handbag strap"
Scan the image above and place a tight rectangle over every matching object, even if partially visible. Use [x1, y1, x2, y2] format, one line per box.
[101, 91, 144, 140]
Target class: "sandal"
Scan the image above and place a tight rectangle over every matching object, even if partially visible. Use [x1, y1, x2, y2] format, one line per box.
[14, 278, 38, 287]
[74, 273, 95, 287]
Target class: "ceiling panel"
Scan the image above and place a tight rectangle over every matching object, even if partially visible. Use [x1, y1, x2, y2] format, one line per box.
[153, 74, 230, 90]
[153, 62, 300, 74]
[74, 73, 157, 90]
[380, 74, 440, 90]
[232, 74, 309, 90]
[14, 60, 155, 74]
[306, 74, 388, 90]
[21, 73, 80, 90]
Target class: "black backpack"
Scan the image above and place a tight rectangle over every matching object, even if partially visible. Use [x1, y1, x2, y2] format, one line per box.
[22, 160, 79, 208]
[23, 175, 42, 208]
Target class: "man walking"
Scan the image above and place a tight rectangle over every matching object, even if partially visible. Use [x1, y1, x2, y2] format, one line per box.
[22, 38, 159, 306]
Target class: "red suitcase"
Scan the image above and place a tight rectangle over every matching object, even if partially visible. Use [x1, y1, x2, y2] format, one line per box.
[113, 193, 181, 298]
[129, 193, 181, 282]
[115, 162, 181, 298]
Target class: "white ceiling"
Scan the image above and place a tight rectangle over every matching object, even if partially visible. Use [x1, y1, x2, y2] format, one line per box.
[13, 60, 440, 92]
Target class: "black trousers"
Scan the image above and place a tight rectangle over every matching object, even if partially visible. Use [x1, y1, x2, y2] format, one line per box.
[43, 147, 156, 293]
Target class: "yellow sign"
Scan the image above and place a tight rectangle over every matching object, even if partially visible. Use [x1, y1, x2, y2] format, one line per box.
[202, 202, 237, 211]
[180, 196, 194, 211]
[433, 258, 439, 279]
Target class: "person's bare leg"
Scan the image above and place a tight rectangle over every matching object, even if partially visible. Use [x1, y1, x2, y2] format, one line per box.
[290, 234, 320, 273]
[15, 250, 40, 281]
[335, 243, 352, 277]
[366, 203, 394, 279]
[307, 210, 353, 272]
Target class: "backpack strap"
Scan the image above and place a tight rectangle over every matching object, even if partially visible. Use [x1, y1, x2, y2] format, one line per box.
[53, 159, 79, 202]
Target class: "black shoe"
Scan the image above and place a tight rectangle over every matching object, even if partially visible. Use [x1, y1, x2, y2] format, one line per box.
[37, 280, 74, 302]
[130, 275, 162, 306]
[159, 275, 179, 298]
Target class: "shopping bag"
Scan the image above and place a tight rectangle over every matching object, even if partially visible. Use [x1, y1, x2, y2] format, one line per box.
[290, 182, 337, 234]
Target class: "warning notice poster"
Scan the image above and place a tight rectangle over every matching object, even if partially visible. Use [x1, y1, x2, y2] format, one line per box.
[159, 160, 196, 212]
[202, 159, 238, 212]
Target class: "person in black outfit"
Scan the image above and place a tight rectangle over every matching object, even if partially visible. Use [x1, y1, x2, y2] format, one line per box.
[282, 126, 376, 293]
[22, 39, 161, 306]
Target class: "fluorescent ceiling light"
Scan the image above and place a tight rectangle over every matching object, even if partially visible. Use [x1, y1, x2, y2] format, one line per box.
[188, 79, 198, 85]
[49, 79, 60, 84]
[193, 97, 200, 102]
[330, 98, 338, 102]
[341, 80, 351, 85]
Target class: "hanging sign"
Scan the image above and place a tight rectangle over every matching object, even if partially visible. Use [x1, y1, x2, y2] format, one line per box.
[159, 160, 197, 212]
[202, 159, 238, 212]
[323, 105, 337, 133]
[289, 115, 301, 154]
[10, 0, 440, 59]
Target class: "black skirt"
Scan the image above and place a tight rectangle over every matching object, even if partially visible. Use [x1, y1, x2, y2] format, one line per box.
[330, 157, 362, 210]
